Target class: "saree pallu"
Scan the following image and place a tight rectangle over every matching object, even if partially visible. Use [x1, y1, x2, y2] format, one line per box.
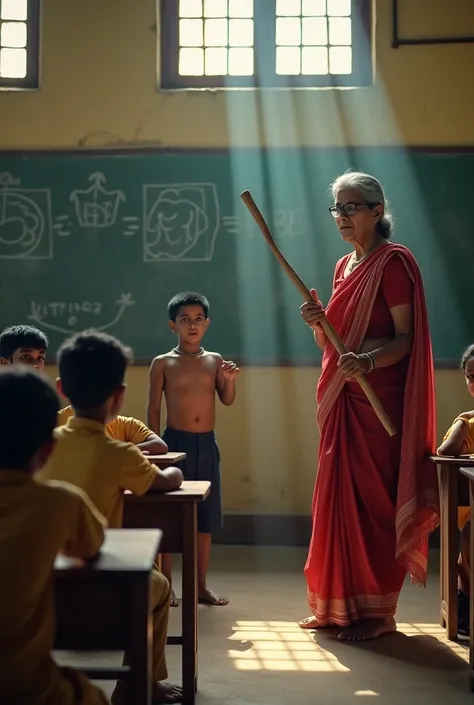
[304, 244, 439, 626]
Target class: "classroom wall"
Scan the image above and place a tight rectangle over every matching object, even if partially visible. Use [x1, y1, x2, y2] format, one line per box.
[3, 0, 474, 533]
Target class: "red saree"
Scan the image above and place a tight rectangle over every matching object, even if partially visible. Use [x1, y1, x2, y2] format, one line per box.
[304, 243, 439, 626]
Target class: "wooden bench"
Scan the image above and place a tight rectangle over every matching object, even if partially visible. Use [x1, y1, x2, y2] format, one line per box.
[55, 528, 162, 705]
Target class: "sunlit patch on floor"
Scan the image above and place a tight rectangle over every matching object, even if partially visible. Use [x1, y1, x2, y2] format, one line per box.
[228, 620, 349, 672]
[227, 620, 469, 672]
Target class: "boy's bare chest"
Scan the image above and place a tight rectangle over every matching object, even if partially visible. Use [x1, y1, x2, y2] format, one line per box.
[163, 357, 217, 391]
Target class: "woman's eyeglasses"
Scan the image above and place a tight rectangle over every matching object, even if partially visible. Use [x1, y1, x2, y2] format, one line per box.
[329, 202, 377, 218]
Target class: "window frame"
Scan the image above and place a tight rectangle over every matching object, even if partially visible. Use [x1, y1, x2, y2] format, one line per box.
[160, 0, 373, 90]
[0, 0, 40, 91]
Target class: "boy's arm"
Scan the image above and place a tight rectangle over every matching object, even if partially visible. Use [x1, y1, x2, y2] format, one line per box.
[147, 356, 165, 434]
[216, 354, 239, 406]
[62, 485, 107, 560]
[121, 417, 168, 454]
[137, 433, 168, 455]
[438, 413, 474, 456]
[121, 444, 183, 495]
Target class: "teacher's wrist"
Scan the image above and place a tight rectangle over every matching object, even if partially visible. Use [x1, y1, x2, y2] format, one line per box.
[358, 352, 376, 373]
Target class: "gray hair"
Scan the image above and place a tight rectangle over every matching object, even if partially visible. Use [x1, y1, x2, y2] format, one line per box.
[330, 170, 394, 239]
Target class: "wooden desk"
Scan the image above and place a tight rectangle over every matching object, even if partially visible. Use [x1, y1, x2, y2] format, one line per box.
[55, 529, 162, 705]
[460, 465, 474, 691]
[147, 452, 186, 466]
[430, 454, 474, 640]
[123, 481, 210, 705]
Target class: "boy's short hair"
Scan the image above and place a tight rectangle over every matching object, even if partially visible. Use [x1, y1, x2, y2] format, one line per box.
[461, 344, 474, 371]
[0, 325, 48, 359]
[57, 329, 132, 410]
[0, 367, 59, 470]
[168, 292, 209, 322]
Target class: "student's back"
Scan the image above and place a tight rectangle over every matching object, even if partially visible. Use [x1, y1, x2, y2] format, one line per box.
[0, 366, 108, 705]
[0, 477, 105, 703]
[40, 417, 158, 527]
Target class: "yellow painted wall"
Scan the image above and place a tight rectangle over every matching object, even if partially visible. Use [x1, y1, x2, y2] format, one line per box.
[4, 0, 474, 515]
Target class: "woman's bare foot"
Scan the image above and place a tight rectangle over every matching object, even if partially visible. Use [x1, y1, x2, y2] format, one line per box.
[170, 588, 179, 607]
[337, 617, 396, 642]
[299, 616, 328, 630]
[152, 681, 183, 704]
[198, 585, 229, 606]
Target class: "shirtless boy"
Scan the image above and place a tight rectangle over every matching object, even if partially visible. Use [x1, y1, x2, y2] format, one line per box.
[147, 292, 239, 606]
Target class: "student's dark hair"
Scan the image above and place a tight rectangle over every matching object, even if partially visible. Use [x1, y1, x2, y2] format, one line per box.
[461, 344, 474, 371]
[0, 325, 48, 359]
[0, 367, 59, 470]
[168, 292, 209, 322]
[57, 329, 132, 410]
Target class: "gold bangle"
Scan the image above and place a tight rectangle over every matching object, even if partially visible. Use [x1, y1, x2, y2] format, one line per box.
[455, 416, 471, 428]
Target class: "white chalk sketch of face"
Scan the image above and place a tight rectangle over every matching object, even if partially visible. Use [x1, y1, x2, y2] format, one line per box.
[145, 188, 209, 260]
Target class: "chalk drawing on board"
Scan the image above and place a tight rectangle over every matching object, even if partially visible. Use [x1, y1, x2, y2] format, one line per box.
[70, 173, 125, 228]
[27, 292, 135, 335]
[53, 215, 72, 237]
[0, 173, 53, 259]
[222, 216, 240, 234]
[143, 183, 220, 262]
[122, 215, 140, 237]
[223, 209, 306, 240]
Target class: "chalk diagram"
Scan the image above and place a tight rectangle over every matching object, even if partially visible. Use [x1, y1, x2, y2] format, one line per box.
[143, 183, 220, 262]
[70, 173, 125, 229]
[27, 292, 135, 335]
[0, 173, 53, 259]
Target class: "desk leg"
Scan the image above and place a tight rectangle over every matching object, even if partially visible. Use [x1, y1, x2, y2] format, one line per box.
[182, 503, 198, 705]
[469, 480, 474, 691]
[440, 464, 459, 641]
[439, 464, 446, 628]
[128, 576, 152, 705]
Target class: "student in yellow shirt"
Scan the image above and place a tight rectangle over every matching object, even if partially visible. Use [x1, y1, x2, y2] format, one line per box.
[57, 403, 169, 454]
[0, 323, 168, 454]
[0, 366, 108, 705]
[38, 329, 184, 705]
[437, 343, 474, 636]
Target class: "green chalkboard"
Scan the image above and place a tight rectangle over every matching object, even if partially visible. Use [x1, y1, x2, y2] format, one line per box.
[0, 147, 472, 365]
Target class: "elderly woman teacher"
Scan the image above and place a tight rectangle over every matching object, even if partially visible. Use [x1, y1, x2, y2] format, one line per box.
[300, 171, 439, 641]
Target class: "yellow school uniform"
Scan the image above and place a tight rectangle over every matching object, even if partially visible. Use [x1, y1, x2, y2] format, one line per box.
[38, 417, 157, 527]
[442, 417, 474, 529]
[0, 471, 108, 705]
[57, 404, 153, 444]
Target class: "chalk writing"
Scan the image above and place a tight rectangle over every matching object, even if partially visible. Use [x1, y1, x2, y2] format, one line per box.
[28, 293, 135, 335]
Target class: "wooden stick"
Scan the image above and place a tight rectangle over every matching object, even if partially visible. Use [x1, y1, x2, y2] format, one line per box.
[240, 190, 396, 437]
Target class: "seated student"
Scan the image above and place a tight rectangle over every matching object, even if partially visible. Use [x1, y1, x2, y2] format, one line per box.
[0, 323, 168, 454]
[57, 403, 169, 455]
[438, 343, 474, 636]
[0, 324, 48, 370]
[0, 366, 108, 705]
[38, 329, 184, 705]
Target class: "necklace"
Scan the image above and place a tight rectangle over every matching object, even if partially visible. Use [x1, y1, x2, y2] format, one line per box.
[173, 346, 204, 357]
[347, 237, 382, 275]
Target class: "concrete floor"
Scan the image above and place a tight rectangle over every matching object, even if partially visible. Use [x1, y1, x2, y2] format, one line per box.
[57, 546, 472, 704]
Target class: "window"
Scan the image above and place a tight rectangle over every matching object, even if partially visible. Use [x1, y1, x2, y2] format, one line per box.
[160, 0, 372, 89]
[0, 0, 39, 89]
